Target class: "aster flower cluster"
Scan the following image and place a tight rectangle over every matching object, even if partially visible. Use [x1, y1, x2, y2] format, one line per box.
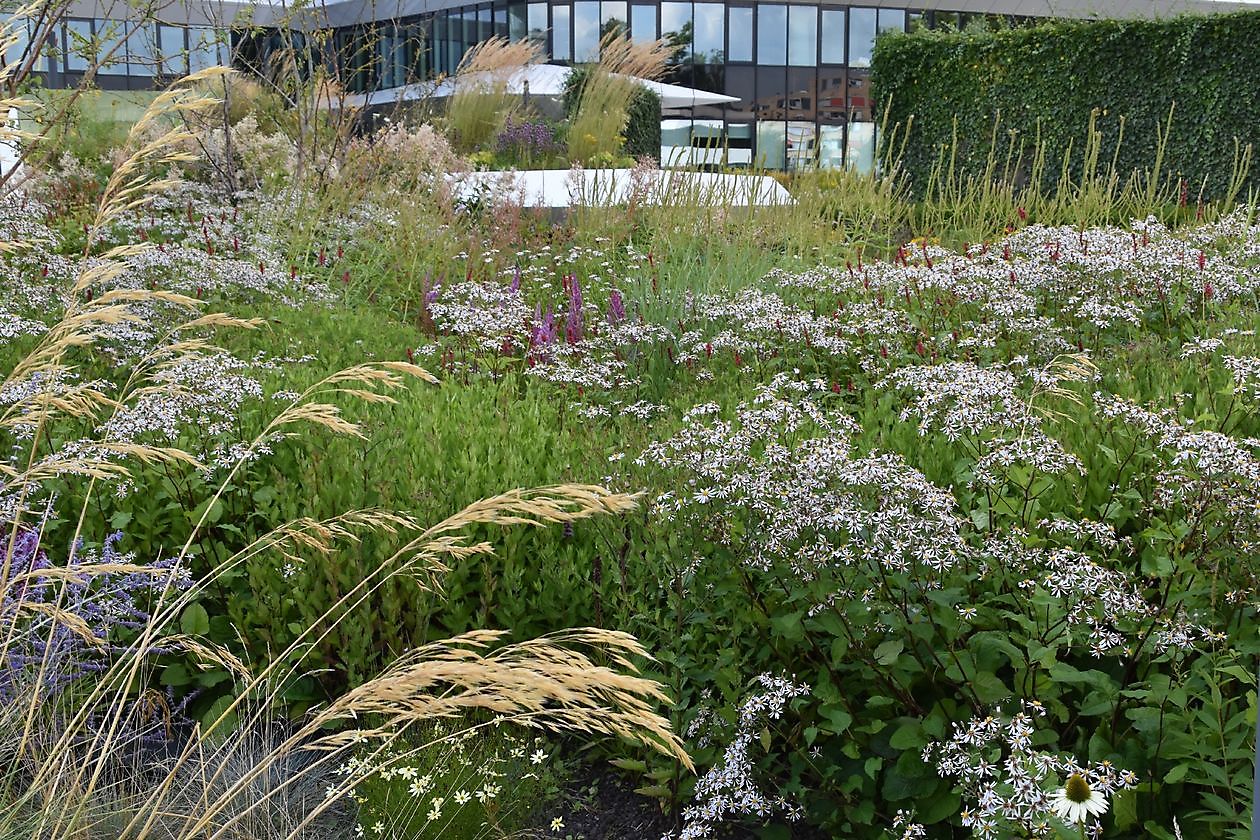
[926, 702, 1137, 839]
[669, 673, 811, 840]
[638, 375, 969, 594]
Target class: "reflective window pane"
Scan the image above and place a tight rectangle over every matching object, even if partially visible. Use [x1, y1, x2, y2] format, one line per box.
[693, 3, 723, 62]
[847, 7, 875, 68]
[96, 20, 125, 75]
[185, 26, 217, 71]
[64, 19, 92, 72]
[756, 120, 786, 170]
[756, 4, 786, 65]
[509, 3, 527, 40]
[630, 4, 656, 43]
[126, 22, 154, 76]
[728, 6, 752, 62]
[552, 5, 571, 59]
[661, 2, 692, 65]
[602, 1, 627, 39]
[846, 121, 875, 173]
[787, 5, 815, 66]
[787, 121, 816, 170]
[820, 9, 844, 64]
[573, 1, 599, 61]
[158, 24, 186, 76]
[819, 124, 844, 168]
[528, 3, 548, 45]
[878, 9, 904, 34]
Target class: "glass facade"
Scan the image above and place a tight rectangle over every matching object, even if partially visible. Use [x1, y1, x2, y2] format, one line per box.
[272, 1, 1022, 170]
[15, 4, 1026, 170]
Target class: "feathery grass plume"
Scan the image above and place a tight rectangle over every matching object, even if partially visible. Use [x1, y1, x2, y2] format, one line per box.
[446, 36, 544, 154]
[568, 32, 669, 164]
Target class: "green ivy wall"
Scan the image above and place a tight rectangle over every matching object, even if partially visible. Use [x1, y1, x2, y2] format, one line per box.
[871, 12, 1260, 198]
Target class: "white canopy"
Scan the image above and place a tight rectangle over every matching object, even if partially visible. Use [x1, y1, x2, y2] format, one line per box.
[344, 63, 738, 110]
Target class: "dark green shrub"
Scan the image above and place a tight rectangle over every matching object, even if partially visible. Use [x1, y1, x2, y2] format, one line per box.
[872, 12, 1260, 198]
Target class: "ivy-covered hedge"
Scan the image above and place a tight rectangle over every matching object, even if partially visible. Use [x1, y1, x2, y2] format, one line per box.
[871, 12, 1260, 198]
[562, 66, 661, 163]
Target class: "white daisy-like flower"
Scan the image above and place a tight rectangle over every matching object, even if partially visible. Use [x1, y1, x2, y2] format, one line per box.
[1049, 773, 1108, 824]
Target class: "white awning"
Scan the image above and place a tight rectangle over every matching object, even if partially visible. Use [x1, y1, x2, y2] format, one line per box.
[344, 63, 738, 110]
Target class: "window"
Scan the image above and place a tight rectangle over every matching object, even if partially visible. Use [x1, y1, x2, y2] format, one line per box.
[528, 3, 548, 45]
[756, 120, 786, 170]
[64, 19, 92, 72]
[846, 121, 875, 173]
[509, 3, 527, 40]
[819, 124, 843, 168]
[187, 28, 219, 72]
[878, 9, 904, 35]
[601, 1, 627, 39]
[820, 9, 844, 64]
[847, 7, 875, 68]
[693, 3, 722, 63]
[552, 5, 571, 59]
[573, 1, 598, 60]
[630, 4, 656, 43]
[125, 22, 154, 76]
[158, 25, 187, 76]
[660, 2, 692, 65]
[377, 25, 408, 88]
[756, 4, 786, 65]
[3, 15, 29, 69]
[787, 5, 815, 66]
[728, 6, 752, 62]
[96, 20, 125, 75]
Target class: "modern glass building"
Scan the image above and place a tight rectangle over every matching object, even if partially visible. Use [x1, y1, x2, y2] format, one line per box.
[24, 0, 1259, 170]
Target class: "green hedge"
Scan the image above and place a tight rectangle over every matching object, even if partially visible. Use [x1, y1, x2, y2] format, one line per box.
[871, 12, 1260, 198]
[562, 66, 661, 163]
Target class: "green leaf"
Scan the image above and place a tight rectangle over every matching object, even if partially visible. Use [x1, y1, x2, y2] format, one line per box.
[874, 639, 904, 666]
[889, 721, 925, 750]
[180, 603, 210, 636]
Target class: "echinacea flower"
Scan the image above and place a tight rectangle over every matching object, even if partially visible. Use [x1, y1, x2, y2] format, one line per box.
[1049, 773, 1108, 824]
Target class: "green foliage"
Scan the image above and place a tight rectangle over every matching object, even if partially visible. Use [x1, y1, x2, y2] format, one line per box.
[623, 86, 661, 163]
[872, 12, 1260, 200]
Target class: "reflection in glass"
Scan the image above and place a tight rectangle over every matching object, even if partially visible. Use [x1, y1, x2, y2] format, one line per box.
[728, 6, 752, 62]
[661, 118, 692, 167]
[786, 67, 815, 120]
[756, 4, 786, 65]
[631, 4, 656, 42]
[817, 70, 845, 119]
[96, 20, 125, 75]
[126, 22, 154, 76]
[528, 3, 548, 44]
[661, 2, 692, 66]
[726, 122, 753, 166]
[602, 1, 627, 39]
[552, 5, 571, 59]
[846, 121, 875, 173]
[787, 121, 816, 170]
[65, 20, 92, 72]
[787, 5, 816, 66]
[878, 9, 904, 35]
[848, 7, 875, 68]
[819, 124, 844, 168]
[509, 3, 527, 40]
[693, 4, 723, 61]
[756, 120, 786, 170]
[574, 1, 599, 60]
[188, 28, 219, 73]
[820, 9, 844, 64]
